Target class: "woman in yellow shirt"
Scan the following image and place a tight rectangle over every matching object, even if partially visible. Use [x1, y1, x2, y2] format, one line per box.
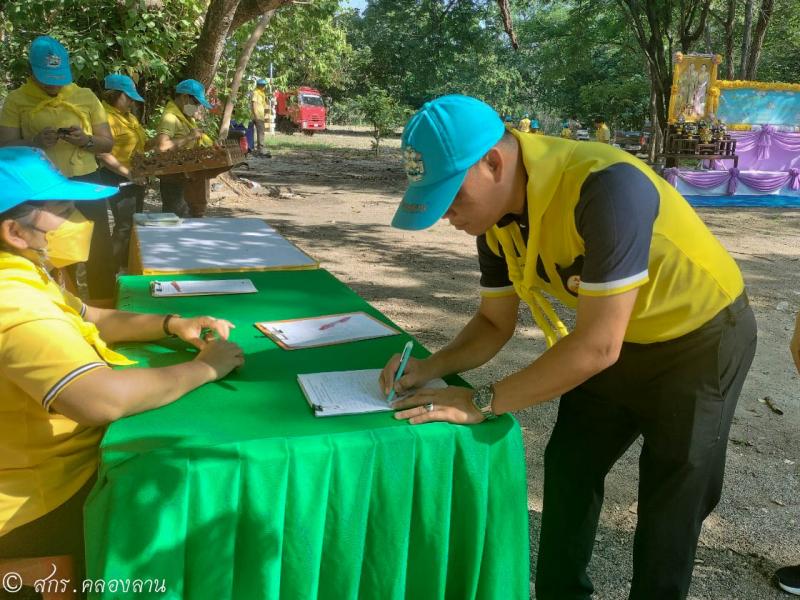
[0, 36, 117, 302]
[154, 79, 214, 217]
[0, 147, 244, 587]
[96, 74, 154, 270]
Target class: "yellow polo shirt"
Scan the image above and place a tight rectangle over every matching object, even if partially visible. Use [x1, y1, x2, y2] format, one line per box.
[479, 133, 744, 344]
[0, 79, 107, 177]
[595, 123, 611, 143]
[156, 100, 213, 148]
[252, 88, 268, 121]
[0, 252, 132, 535]
[104, 101, 146, 170]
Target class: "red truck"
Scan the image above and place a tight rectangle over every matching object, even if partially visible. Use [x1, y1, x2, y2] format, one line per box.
[274, 87, 327, 135]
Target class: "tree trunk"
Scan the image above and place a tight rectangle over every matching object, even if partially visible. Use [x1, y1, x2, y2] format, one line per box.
[744, 0, 775, 80]
[739, 0, 754, 78]
[723, 0, 736, 79]
[231, 0, 293, 30]
[186, 0, 242, 86]
[218, 11, 275, 140]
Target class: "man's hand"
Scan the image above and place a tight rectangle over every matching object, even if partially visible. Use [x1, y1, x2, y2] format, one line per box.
[393, 386, 484, 425]
[791, 312, 800, 374]
[379, 354, 437, 397]
[34, 127, 59, 149]
[169, 316, 235, 349]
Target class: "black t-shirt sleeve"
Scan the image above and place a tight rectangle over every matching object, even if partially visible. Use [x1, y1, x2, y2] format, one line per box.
[477, 234, 513, 289]
[575, 163, 659, 295]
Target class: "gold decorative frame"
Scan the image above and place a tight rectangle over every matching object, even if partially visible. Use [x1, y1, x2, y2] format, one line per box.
[668, 52, 721, 123]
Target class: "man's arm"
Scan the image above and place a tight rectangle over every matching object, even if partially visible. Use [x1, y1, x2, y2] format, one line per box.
[393, 289, 638, 424]
[380, 294, 519, 395]
[492, 289, 637, 414]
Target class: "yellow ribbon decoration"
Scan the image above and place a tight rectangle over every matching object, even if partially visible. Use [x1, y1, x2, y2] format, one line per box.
[22, 78, 92, 133]
[103, 101, 146, 151]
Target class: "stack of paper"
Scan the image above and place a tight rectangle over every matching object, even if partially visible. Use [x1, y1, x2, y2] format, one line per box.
[297, 369, 448, 417]
[134, 212, 182, 226]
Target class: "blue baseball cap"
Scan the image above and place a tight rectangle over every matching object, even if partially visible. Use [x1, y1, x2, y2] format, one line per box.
[256, 79, 267, 86]
[104, 73, 144, 102]
[175, 79, 211, 109]
[0, 148, 117, 214]
[29, 36, 72, 86]
[392, 95, 505, 231]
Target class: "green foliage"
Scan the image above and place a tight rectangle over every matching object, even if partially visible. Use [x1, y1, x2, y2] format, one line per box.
[0, 0, 205, 115]
[353, 86, 408, 152]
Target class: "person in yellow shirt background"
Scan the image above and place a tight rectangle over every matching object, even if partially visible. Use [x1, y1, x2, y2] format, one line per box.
[594, 115, 611, 143]
[0, 147, 244, 589]
[0, 36, 117, 302]
[154, 79, 214, 217]
[96, 74, 154, 271]
[560, 118, 573, 139]
[251, 78, 269, 155]
[517, 113, 531, 133]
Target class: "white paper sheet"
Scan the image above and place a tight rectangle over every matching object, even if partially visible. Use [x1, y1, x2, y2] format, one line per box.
[297, 369, 448, 417]
[256, 312, 398, 349]
[150, 279, 258, 297]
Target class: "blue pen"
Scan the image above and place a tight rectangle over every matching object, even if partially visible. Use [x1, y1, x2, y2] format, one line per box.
[387, 341, 414, 404]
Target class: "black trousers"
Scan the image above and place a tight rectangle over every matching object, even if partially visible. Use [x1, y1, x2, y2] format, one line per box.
[535, 294, 757, 600]
[92, 168, 145, 271]
[0, 473, 96, 598]
[69, 171, 117, 300]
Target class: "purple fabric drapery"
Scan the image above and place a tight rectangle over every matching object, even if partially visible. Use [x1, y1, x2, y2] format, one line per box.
[666, 167, 800, 195]
[710, 126, 800, 171]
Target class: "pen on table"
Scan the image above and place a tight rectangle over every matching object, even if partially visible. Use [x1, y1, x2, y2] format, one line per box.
[319, 315, 351, 331]
[387, 340, 414, 404]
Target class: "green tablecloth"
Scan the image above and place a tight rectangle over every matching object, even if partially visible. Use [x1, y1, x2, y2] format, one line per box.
[85, 270, 529, 599]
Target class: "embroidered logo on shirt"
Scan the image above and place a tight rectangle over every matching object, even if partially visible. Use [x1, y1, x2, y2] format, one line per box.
[403, 146, 425, 182]
[556, 255, 584, 297]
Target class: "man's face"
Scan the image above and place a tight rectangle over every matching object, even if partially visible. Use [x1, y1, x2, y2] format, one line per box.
[442, 153, 511, 236]
[33, 77, 64, 97]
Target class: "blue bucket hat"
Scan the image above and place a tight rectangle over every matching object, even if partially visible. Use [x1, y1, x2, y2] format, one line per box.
[0, 148, 117, 214]
[29, 36, 72, 87]
[175, 79, 212, 109]
[256, 79, 267, 86]
[104, 73, 144, 102]
[391, 95, 505, 231]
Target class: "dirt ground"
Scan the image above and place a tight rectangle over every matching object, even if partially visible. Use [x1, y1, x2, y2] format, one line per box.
[197, 125, 800, 599]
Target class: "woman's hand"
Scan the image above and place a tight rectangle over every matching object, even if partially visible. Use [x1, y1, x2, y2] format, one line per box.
[60, 126, 91, 147]
[168, 316, 235, 349]
[194, 338, 244, 381]
[392, 386, 484, 425]
[34, 127, 59, 149]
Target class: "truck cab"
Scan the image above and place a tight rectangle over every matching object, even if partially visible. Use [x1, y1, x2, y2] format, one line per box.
[275, 87, 327, 135]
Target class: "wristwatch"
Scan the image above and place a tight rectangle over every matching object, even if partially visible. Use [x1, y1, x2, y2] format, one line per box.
[82, 135, 95, 150]
[472, 384, 497, 421]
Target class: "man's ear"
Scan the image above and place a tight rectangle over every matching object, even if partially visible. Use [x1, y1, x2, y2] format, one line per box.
[483, 146, 505, 183]
[0, 219, 32, 251]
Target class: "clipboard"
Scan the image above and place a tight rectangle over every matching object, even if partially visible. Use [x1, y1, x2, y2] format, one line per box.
[255, 311, 400, 350]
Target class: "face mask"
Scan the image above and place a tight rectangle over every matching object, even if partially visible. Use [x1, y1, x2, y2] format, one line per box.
[182, 102, 199, 118]
[29, 208, 94, 268]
